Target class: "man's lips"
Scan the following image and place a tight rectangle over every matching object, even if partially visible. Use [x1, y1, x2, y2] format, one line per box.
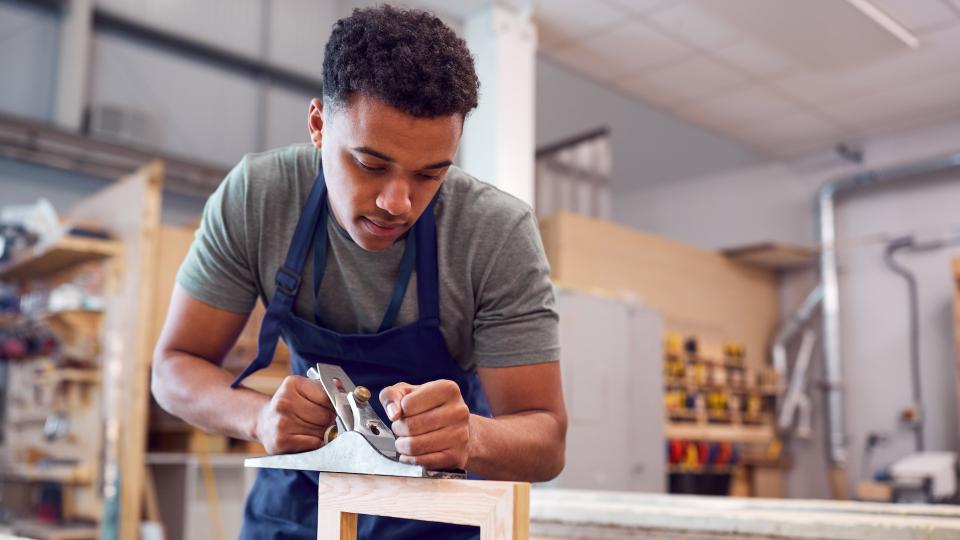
[361, 216, 406, 237]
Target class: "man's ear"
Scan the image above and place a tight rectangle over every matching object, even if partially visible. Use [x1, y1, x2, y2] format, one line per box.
[307, 98, 324, 150]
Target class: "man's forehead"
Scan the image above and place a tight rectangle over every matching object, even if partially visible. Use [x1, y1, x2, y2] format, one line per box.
[333, 95, 462, 164]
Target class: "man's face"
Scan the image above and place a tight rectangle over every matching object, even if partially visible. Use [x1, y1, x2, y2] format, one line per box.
[309, 95, 462, 252]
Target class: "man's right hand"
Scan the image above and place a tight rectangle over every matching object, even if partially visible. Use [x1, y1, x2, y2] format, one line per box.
[254, 375, 336, 455]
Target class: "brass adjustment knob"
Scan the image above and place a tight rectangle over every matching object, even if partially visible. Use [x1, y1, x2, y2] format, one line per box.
[323, 424, 338, 444]
[354, 386, 371, 404]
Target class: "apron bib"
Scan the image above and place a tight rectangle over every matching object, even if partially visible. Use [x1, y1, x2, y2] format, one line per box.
[231, 168, 490, 539]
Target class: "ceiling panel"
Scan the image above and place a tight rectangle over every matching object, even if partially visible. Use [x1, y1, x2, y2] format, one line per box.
[541, 45, 623, 83]
[694, 0, 911, 70]
[553, 19, 691, 78]
[771, 23, 960, 106]
[534, 0, 626, 49]
[603, 0, 673, 16]
[615, 72, 686, 109]
[670, 85, 798, 129]
[645, 2, 740, 49]
[818, 68, 960, 132]
[637, 56, 747, 104]
[871, 0, 959, 32]
[525, 0, 960, 158]
[712, 38, 797, 79]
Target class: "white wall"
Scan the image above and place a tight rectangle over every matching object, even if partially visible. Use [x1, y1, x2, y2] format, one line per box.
[0, 0, 59, 122]
[535, 59, 765, 196]
[620, 119, 960, 499]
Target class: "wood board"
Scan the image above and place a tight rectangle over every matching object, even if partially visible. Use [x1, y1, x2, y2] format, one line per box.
[954, 258, 960, 447]
[721, 242, 818, 271]
[316, 473, 529, 540]
[68, 161, 164, 540]
[539, 212, 779, 368]
[0, 235, 121, 282]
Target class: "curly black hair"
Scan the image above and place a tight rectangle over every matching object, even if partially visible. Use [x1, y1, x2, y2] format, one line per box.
[322, 5, 480, 118]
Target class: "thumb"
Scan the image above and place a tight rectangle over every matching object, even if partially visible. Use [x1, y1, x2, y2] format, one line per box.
[379, 382, 417, 421]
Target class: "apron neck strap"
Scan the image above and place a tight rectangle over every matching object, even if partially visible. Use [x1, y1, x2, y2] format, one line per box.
[229, 168, 326, 388]
[275, 170, 326, 302]
[415, 196, 440, 323]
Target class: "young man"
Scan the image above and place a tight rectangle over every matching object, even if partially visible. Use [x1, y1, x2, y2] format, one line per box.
[152, 5, 566, 539]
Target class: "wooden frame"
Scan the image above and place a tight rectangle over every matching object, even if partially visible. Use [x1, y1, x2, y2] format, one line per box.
[69, 161, 164, 539]
[316, 473, 529, 540]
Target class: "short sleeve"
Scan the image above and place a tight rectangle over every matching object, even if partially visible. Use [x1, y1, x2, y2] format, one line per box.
[471, 211, 560, 367]
[176, 158, 258, 313]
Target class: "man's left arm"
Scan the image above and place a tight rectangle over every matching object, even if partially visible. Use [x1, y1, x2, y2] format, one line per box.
[380, 362, 566, 481]
[380, 208, 566, 481]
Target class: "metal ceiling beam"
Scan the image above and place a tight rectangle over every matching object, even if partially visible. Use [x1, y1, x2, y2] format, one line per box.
[0, 112, 227, 198]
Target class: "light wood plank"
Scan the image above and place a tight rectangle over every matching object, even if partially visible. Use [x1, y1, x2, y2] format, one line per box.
[540, 212, 778, 368]
[721, 242, 818, 270]
[316, 473, 528, 540]
[954, 258, 960, 457]
[665, 421, 774, 444]
[0, 234, 121, 282]
[69, 160, 164, 540]
[316, 509, 357, 540]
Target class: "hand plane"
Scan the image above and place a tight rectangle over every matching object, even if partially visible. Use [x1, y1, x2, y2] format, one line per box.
[244, 363, 466, 479]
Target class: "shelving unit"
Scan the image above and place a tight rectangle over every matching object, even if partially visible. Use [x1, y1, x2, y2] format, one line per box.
[0, 463, 95, 484]
[0, 236, 117, 523]
[663, 335, 784, 496]
[0, 235, 121, 283]
[10, 519, 98, 540]
[0, 162, 164, 539]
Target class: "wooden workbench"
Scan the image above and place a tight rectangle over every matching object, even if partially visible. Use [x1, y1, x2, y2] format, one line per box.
[530, 489, 960, 539]
[954, 258, 960, 438]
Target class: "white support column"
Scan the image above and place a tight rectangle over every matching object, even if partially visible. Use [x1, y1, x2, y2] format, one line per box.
[54, 0, 94, 131]
[462, 4, 537, 207]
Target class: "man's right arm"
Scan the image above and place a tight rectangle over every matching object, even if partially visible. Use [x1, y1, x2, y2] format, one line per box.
[151, 284, 335, 454]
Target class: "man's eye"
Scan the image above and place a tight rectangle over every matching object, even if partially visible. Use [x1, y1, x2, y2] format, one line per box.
[355, 159, 385, 172]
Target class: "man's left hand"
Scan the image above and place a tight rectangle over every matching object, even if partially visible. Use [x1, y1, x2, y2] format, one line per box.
[379, 380, 471, 470]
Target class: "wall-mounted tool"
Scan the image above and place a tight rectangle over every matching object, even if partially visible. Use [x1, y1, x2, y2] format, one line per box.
[245, 363, 465, 479]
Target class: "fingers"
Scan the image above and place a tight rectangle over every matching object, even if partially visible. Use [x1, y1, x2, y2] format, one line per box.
[277, 376, 335, 427]
[291, 375, 333, 409]
[276, 433, 325, 454]
[398, 449, 464, 469]
[391, 398, 469, 437]
[397, 380, 462, 417]
[379, 382, 417, 421]
[394, 425, 468, 457]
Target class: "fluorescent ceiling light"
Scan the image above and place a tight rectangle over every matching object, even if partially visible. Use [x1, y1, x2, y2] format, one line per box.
[845, 0, 919, 49]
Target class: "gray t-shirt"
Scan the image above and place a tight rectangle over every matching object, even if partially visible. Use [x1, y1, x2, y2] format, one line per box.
[176, 143, 559, 370]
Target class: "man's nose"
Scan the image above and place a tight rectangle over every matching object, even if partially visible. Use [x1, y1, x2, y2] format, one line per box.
[376, 177, 412, 216]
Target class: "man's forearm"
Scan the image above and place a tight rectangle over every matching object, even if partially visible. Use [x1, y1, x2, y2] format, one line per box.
[152, 352, 269, 442]
[465, 411, 566, 482]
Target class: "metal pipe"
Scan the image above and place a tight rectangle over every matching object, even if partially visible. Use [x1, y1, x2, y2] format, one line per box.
[771, 284, 822, 436]
[816, 151, 960, 491]
[772, 285, 823, 379]
[883, 237, 925, 453]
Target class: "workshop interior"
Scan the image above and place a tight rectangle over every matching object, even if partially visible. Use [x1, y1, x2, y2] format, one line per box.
[2, 0, 960, 538]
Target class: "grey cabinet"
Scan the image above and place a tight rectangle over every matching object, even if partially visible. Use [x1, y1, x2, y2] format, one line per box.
[549, 289, 664, 493]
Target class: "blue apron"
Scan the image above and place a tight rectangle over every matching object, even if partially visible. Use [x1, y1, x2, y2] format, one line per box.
[230, 167, 490, 539]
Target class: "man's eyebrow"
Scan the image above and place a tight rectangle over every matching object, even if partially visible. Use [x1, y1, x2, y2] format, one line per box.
[352, 146, 452, 171]
[421, 159, 453, 170]
[352, 146, 394, 162]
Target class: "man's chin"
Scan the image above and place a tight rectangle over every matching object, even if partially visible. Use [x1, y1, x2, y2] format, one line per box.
[349, 229, 395, 252]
